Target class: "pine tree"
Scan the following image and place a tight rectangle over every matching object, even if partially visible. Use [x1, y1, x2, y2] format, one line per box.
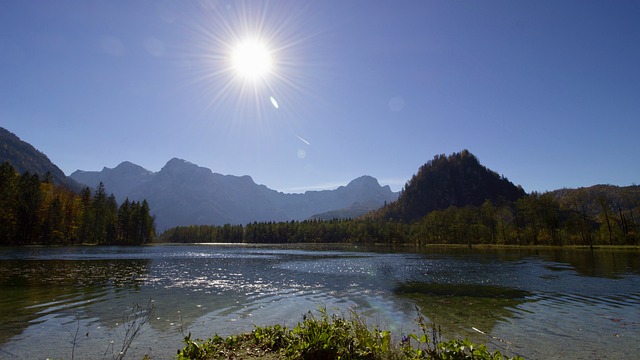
[78, 187, 94, 244]
[17, 172, 42, 244]
[0, 162, 19, 245]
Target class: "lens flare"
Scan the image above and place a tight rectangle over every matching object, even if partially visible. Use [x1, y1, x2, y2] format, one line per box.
[270, 96, 279, 109]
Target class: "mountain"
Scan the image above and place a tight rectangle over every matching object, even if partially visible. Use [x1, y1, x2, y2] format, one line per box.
[0, 127, 82, 191]
[71, 161, 153, 200]
[373, 150, 526, 222]
[71, 158, 399, 230]
[310, 201, 388, 221]
[308, 176, 395, 220]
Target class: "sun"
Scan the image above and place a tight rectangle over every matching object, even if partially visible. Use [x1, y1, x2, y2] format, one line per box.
[230, 39, 273, 80]
[186, 1, 320, 122]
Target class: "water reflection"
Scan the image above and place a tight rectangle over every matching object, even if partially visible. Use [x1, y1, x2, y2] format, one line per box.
[401, 245, 639, 276]
[0, 257, 149, 347]
[536, 248, 640, 278]
[0, 245, 639, 359]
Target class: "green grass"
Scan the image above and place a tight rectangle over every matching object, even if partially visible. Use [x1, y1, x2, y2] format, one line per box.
[177, 306, 523, 360]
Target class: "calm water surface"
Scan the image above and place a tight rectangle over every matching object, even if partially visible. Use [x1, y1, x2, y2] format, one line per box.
[0, 244, 639, 359]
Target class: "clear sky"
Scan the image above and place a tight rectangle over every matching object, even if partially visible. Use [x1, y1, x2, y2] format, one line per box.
[1, 0, 639, 194]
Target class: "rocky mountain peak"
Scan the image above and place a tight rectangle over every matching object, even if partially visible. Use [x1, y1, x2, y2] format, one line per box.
[346, 175, 382, 190]
[114, 161, 149, 172]
[160, 158, 211, 176]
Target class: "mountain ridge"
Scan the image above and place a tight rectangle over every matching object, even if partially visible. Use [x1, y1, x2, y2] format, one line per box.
[71, 158, 399, 230]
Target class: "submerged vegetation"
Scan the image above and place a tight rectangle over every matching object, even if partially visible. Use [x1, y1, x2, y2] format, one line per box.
[177, 306, 522, 360]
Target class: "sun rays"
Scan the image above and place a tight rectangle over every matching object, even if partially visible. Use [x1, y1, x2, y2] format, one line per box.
[183, 1, 322, 126]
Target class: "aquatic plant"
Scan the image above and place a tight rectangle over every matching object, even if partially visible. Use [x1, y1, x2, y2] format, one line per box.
[177, 306, 523, 360]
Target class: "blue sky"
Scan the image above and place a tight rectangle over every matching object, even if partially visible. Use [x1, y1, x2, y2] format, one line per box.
[1, 0, 639, 193]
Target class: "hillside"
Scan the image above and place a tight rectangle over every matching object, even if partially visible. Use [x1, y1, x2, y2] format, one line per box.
[550, 184, 640, 218]
[0, 127, 82, 191]
[310, 200, 387, 221]
[373, 150, 526, 222]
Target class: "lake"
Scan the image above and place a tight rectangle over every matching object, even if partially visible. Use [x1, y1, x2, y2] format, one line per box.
[0, 244, 639, 359]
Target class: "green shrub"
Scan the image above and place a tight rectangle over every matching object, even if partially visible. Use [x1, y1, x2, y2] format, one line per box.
[284, 306, 392, 359]
[176, 306, 523, 360]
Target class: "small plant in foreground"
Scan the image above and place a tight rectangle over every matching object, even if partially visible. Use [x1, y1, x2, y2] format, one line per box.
[284, 306, 392, 359]
[177, 306, 523, 360]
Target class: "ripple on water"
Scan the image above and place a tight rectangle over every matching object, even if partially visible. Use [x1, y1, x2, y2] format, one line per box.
[2, 245, 640, 360]
[497, 290, 640, 359]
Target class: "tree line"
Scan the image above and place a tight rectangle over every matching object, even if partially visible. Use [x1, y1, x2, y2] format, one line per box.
[159, 219, 405, 244]
[0, 162, 155, 245]
[160, 189, 639, 247]
[409, 190, 637, 247]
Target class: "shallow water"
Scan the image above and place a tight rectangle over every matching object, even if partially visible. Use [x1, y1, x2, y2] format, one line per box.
[0, 244, 638, 359]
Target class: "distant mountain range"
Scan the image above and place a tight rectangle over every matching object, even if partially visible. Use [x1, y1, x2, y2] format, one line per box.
[70, 158, 398, 230]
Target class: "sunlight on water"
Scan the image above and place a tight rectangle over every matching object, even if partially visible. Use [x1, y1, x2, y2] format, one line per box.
[0, 245, 639, 359]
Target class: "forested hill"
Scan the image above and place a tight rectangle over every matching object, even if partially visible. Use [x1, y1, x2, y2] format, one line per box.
[372, 150, 526, 222]
[550, 184, 640, 219]
[0, 127, 82, 191]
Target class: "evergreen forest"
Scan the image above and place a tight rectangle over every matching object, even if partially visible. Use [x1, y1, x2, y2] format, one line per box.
[0, 162, 155, 246]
